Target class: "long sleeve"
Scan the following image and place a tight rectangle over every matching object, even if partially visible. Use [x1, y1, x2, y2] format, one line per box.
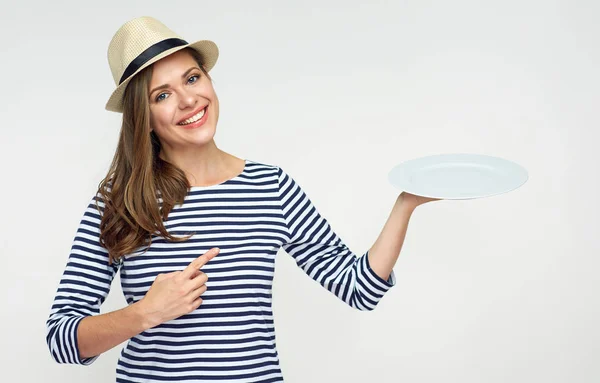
[45, 194, 120, 365]
[276, 166, 396, 311]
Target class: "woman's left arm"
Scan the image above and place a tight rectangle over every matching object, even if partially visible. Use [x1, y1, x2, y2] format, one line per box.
[368, 192, 442, 281]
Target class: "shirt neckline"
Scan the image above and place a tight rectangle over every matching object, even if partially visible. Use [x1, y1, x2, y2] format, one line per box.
[187, 159, 249, 190]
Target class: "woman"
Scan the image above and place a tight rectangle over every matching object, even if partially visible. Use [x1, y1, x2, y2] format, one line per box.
[46, 16, 439, 382]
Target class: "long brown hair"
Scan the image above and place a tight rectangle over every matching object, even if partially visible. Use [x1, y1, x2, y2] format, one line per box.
[96, 48, 211, 264]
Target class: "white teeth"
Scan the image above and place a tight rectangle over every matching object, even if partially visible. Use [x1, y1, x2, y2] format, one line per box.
[178, 107, 206, 125]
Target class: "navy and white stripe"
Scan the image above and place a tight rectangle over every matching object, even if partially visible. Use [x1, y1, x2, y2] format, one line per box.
[46, 159, 396, 382]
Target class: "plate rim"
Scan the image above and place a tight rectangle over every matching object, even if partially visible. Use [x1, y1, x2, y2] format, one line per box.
[388, 153, 528, 200]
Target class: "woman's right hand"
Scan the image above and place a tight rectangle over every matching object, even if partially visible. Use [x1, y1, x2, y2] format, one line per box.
[136, 247, 220, 328]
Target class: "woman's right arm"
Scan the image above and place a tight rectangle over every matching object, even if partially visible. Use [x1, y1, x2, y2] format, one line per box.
[46, 194, 218, 364]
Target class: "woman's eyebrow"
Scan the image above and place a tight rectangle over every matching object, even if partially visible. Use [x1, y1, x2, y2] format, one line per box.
[149, 66, 200, 95]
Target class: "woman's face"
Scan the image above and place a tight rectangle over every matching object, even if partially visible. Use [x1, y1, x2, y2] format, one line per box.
[147, 49, 219, 155]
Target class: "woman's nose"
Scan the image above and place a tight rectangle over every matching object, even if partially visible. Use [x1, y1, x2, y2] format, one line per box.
[179, 91, 197, 109]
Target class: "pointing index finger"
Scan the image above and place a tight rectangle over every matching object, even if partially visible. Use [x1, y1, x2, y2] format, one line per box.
[182, 248, 219, 278]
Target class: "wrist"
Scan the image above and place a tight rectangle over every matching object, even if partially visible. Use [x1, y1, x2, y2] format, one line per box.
[131, 299, 158, 331]
[396, 193, 416, 215]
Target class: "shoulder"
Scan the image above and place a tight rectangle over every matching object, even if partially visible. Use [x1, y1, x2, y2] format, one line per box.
[245, 158, 286, 177]
[244, 159, 299, 190]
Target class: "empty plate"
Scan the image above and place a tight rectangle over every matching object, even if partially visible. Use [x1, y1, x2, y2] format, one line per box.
[388, 153, 528, 200]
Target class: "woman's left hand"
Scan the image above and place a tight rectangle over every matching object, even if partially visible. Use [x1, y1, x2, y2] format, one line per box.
[399, 191, 442, 212]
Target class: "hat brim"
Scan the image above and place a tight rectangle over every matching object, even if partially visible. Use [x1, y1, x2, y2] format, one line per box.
[105, 40, 218, 113]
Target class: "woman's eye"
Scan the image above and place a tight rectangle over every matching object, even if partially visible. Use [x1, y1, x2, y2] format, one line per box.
[154, 75, 199, 102]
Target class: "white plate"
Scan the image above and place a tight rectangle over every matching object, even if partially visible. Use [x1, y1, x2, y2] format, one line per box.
[388, 153, 528, 200]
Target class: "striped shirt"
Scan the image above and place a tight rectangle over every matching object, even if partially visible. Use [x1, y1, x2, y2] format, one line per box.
[46, 159, 396, 382]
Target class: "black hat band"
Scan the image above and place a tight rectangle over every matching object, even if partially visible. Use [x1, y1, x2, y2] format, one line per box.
[119, 38, 188, 84]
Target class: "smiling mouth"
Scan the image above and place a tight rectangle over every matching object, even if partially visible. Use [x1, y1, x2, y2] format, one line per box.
[177, 106, 208, 126]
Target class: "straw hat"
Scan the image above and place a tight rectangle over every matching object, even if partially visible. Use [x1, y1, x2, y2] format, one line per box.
[105, 16, 219, 113]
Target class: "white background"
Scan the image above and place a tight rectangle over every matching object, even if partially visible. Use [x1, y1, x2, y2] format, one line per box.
[1, 0, 598, 382]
